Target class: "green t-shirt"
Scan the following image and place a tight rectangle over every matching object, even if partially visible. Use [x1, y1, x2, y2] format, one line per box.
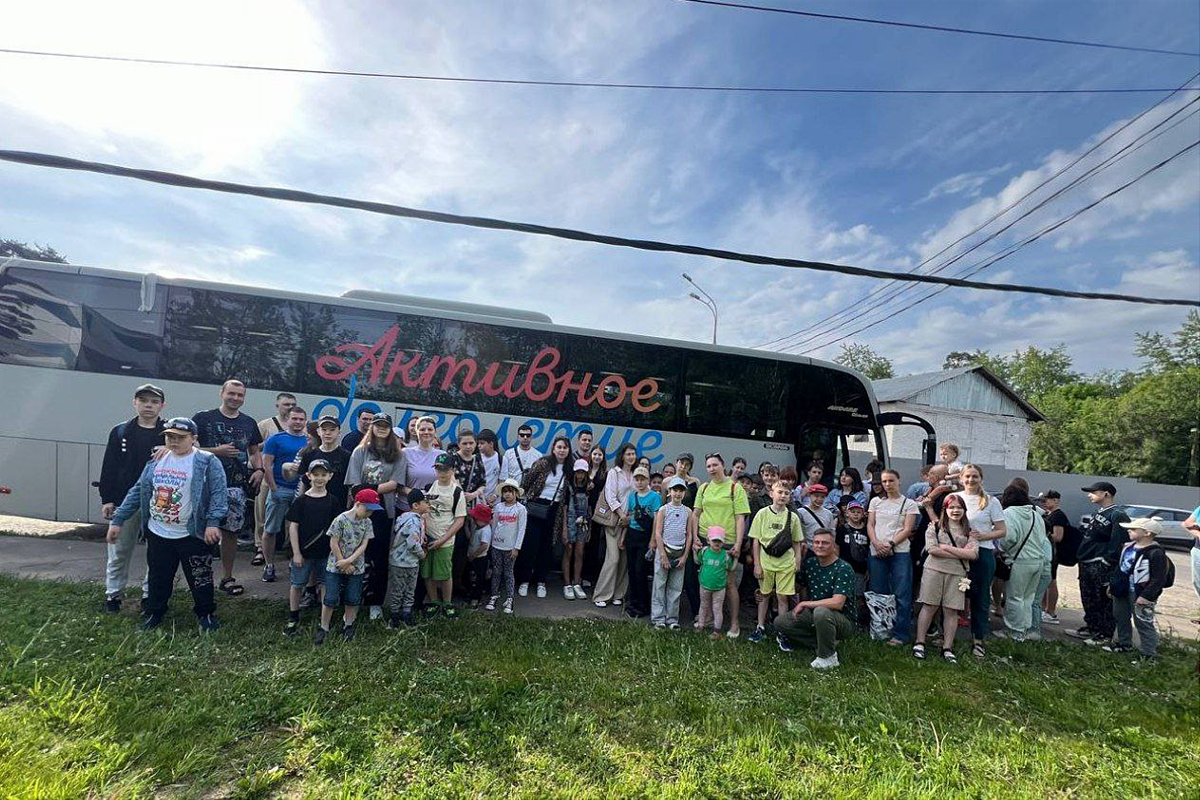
[425, 481, 467, 549]
[696, 546, 734, 591]
[800, 556, 856, 603]
[749, 505, 802, 573]
[694, 479, 751, 541]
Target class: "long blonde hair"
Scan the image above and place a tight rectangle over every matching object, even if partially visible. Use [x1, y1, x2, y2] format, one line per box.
[961, 463, 990, 510]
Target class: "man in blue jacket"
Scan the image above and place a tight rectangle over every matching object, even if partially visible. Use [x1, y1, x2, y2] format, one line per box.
[108, 417, 228, 632]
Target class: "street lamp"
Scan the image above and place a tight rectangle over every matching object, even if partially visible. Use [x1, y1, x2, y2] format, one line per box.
[682, 273, 718, 344]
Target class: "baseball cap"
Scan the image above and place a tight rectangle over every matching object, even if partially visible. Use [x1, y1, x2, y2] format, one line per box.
[316, 414, 340, 428]
[469, 504, 494, 525]
[371, 413, 394, 427]
[1041, 490, 1061, 500]
[573, 458, 590, 472]
[162, 417, 197, 435]
[1120, 517, 1164, 536]
[666, 476, 687, 490]
[633, 466, 651, 479]
[847, 500, 864, 510]
[707, 525, 726, 542]
[134, 383, 165, 400]
[307, 459, 333, 473]
[434, 453, 454, 470]
[407, 488, 427, 505]
[354, 488, 384, 510]
[675, 452, 694, 465]
[1081, 481, 1117, 495]
[808, 483, 829, 495]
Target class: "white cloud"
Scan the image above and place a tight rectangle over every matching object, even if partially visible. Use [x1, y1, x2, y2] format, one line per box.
[0, 0, 326, 173]
[917, 163, 1011, 204]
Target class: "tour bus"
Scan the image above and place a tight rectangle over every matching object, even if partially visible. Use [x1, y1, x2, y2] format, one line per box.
[0, 257, 935, 522]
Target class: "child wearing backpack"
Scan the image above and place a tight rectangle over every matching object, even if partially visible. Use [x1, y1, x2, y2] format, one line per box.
[1106, 517, 1174, 659]
[748, 482, 804, 645]
[621, 467, 662, 618]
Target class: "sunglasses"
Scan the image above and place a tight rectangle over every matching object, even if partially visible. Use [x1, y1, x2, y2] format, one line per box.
[518, 432, 532, 437]
[705, 452, 721, 460]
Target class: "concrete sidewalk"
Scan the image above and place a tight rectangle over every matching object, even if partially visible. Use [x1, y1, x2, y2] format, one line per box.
[2, 533, 1196, 641]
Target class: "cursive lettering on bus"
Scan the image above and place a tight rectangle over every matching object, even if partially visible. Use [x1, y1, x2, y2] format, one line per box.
[314, 324, 662, 413]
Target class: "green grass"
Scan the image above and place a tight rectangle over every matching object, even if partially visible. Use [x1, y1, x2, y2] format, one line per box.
[0, 575, 1197, 799]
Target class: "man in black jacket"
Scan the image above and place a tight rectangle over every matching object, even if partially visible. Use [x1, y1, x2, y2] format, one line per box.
[1069, 481, 1131, 645]
[98, 383, 166, 612]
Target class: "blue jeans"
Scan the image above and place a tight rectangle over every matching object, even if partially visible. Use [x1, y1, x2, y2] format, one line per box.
[968, 548, 996, 641]
[323, 571, 364, 608]
[868, 551, 912, 642]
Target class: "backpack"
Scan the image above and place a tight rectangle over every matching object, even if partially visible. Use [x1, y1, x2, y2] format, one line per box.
[763, 509, 796, 558]
[1133, 544, 1176, 589]
[1052, 514, 1083, 568]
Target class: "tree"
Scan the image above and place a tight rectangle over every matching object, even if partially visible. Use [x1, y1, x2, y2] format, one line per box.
[0, 239, 67, 263]
[835, 342, 894, 379]
[1135, 310, 1200, 372]
[939, 345, 1075, 400]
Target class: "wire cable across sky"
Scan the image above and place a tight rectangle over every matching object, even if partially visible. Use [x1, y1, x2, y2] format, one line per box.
[678, 0, 1200, 57]
[0, 149, 1195, 309]
[1, 47, 1198, 96]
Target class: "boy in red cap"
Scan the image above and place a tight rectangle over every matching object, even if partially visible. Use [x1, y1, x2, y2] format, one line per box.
[466, 503, 494, 607]
[316, 488, 380, 645]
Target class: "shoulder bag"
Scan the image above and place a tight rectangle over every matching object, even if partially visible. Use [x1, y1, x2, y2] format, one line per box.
[763, 509, 796, 558]
[592, 471, 619, 527]
[994, 515, 1036, 581]
[526, 466, 564, 523]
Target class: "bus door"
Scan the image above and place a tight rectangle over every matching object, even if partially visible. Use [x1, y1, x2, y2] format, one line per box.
[876, 411, 938, 466]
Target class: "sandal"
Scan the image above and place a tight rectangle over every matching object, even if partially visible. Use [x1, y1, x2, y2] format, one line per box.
[972, 642, 986, 660]
[251, 549, 265, 566]
[219, 578, 245, 596]
[942, 649, 958, 664]
[912, 643, 926, 660]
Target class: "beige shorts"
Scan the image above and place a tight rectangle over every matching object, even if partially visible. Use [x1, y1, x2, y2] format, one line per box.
[918, 569, 966, 610]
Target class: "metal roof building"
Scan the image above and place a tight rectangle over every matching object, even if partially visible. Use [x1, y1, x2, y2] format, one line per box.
[867, 366, 1045, 470]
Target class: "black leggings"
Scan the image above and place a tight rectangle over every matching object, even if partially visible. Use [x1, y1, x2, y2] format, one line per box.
[363, 510, 393, 607]
[517, 503, 558, 586]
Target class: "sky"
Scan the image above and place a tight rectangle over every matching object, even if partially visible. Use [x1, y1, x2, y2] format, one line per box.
[1, 0, 1198, 377]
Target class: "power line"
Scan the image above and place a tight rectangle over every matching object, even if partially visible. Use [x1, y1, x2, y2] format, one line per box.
[756, 73, 1200, 350]
[678, 0, 1200, 57]
[0, 148, 1195, 309]
[790, 102, 1200, 353]
[789, 138, 1200, 355]
[1, 47, 1197, 96]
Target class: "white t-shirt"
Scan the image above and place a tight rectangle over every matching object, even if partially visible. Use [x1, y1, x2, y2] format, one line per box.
[868, 494, 918, 554]
[796, 504, 835, 546]
[503, 446, 542, 483]
[148, 450, 196, 539]
[954, 491, 1006, 550]
[539, 464, 565, 501]
[481, 452, 501, 502]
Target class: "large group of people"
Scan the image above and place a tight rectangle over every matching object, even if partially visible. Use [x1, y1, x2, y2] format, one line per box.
[100, 380, 1193, 668]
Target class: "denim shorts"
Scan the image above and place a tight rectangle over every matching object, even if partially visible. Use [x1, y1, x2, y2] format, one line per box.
[264, 488, 296, 535]
[323, 571, 365, 607]
[290, 557, 327, 589]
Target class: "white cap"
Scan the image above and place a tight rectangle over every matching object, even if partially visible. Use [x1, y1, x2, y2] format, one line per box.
[1119, 517, 1164, 536]
[573, 458, 590, 472]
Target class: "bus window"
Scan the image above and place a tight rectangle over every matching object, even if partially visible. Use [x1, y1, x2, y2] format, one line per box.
[163, 286, 305, 389]
[0, 267, 163, 374]
[682, 353, 787, 440]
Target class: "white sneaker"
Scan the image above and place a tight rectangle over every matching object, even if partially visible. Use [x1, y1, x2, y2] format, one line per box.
[368, 605, 383, 621]
[485, 596, 497, 611]
[594, 600, 608, 608]
[564, 585, 577, 600]
[536, 584, 547, 599]
[810, 653, 840, 670]
[572, 584, 588, 599]
[503, 599, 514, 615]
[612, 598, 623, 606]
[518, 583, 529, 597]
[1041, 613, 1060, 625]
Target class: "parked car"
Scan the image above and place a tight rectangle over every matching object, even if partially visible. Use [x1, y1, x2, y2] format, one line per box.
[1078, 504, 1197, 551]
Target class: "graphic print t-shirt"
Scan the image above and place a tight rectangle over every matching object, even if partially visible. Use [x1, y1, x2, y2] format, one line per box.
[148, 450, 196, 539]
[192, 409, 262, 491]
